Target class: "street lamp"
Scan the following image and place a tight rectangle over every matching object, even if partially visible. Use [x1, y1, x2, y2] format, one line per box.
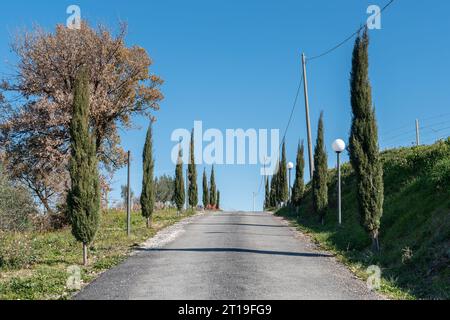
[287, 161, 294, 203]
[332, 139, 346, 225]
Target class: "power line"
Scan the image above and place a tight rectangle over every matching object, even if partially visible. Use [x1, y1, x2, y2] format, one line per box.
[383, 127, 450, 149]
[421, 126, 450, 136]
[381, 122, 416, 136]
[382, 130, 416, 143]
[381, 116, 450, 141]
[381, 113, 450, 138]
[256, 71, 304, 196]
[307, 0, 396, 62]
[420, 120, 450, 131]
[419, 111, 450, 123]
[280, 76, 304, 151]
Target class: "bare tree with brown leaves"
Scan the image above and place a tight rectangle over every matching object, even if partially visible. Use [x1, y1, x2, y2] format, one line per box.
[0, 21, 164, 212]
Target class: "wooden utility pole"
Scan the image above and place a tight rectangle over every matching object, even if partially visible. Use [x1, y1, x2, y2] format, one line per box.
[127, 151, 131, 236]
[302, 53, 314, 179]
[415, 119, 420, 146]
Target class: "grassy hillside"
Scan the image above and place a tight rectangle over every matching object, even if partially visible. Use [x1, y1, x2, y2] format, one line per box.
[277, 138, 450, 299]
[0, 209, 195, 300]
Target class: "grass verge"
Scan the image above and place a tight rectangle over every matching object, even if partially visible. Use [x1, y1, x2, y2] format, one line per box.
[0, 208, 196, 300]
[276, 139, 450, 300]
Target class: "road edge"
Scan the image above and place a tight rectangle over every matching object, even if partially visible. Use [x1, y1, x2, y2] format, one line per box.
[269, 211, 388, 300]
[72, 210, 210, 299]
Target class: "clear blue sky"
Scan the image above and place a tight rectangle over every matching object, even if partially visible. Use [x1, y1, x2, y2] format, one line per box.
[1, 1, 449, 211]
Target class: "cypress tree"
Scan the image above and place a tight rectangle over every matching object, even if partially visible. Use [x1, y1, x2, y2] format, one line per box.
[278, 142, 289, 205]
[349, 29, 384, 251]
[67, 69, 100, 266]
[174, 145, 185, 213]
[202, 168, 209, 209]
[269, 163, 279, 208]
[291, 140, 305, 208]
[209, 166, 217, 208]
[264, 177, 270, 210]
[188, 129, 198, 209]
[312, 112, 328, 224]
[141, 123, 155, 228]
[216, 190, 220, 210]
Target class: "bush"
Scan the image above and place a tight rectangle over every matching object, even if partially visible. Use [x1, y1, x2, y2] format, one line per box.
[0, 166, 38, 232]
[429, 157, 450, 192]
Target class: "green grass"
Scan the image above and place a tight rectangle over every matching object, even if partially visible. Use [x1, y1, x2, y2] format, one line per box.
[0, 208, 196, 300]
[276, 138, 450, 300]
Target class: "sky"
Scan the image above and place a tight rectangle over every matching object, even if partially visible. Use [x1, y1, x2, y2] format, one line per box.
[0, 0, 449, 211]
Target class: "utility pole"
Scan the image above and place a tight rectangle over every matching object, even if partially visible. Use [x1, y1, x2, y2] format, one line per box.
[302, 53, 314, 179]
[415, 119, 420, 146]
[126, 151, 131, 237]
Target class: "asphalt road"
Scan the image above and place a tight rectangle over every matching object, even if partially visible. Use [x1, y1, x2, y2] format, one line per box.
[75, 211, 380, 300]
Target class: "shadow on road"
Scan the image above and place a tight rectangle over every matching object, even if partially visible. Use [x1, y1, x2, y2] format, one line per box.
[192, 223, 288, 228]
[218, 214, 270, 218]
[204, 231, 291, 237]
[136, 247, 333, 258]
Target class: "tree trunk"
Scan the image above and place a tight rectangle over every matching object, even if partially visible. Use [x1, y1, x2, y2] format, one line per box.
[371, 231, 380, 252]
[146, 217, 151, 228]
[83, 243, 88, 266]
[36, 193, 54, 215]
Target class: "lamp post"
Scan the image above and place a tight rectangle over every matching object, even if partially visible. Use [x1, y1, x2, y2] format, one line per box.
[287, 161, 294, 204]
[332, 139, 346, 225]
[126, 150, 131, 236]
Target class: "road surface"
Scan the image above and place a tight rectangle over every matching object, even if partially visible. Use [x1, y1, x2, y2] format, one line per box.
[75, 211, 380, 300]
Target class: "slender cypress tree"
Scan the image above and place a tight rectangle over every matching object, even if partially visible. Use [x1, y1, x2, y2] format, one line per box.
[216, 190, 220, 210]
[174, 145, 185, 213]
[349, 29, 384, 251]
[188, 129, 198, 209]
[202, 168, 209, 209]
[292, 140, 305, 208]
[141, 123, 155, 228]
[68, 69, 100, 266]
[312, 112, 328, 224]
[264, 177, 270, 210]
[278, 142, 289, 205]
[269, 163, 279, 208]
[209, 166, 217, 208]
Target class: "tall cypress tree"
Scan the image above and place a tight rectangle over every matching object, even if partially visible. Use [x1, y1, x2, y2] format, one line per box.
[264, 177, 270, 210]
[349, 29, 384, 251]
[174, 145, 185, 213]
[209, 166, 217, 208]
[188, 129, 198, 209]
[68, 69, 100, 266]
[292, 140, 305, 208]
[216, 190, 220, 210]
[269, 163, 279, 208]
[141, 123, 155, 228]
[202, 168, 209, 209]
[278, 142, 288, 205]
[312, 112, 328, 224]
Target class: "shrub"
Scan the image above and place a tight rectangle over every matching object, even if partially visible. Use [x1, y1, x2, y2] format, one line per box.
[0, 167, 37, 232]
